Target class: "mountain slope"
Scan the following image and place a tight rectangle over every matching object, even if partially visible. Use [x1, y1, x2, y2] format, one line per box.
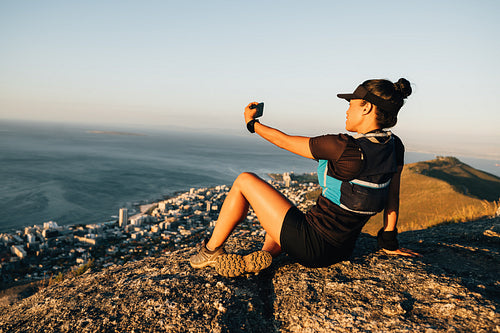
[408, 156, 500, 201]
[362, 157, 499, 235]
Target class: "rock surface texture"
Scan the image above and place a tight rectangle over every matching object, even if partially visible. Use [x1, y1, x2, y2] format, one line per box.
[1, 217, 499, 332]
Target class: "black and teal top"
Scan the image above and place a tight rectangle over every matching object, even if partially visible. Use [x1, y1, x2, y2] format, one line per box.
[306, 131, 404, 248]
[317, 132, 397, 215]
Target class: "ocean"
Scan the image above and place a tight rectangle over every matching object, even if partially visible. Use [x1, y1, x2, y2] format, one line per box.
[1, 120, 499, 233]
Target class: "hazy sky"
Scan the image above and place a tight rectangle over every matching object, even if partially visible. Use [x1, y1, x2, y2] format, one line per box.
[1, 1, 499, 159]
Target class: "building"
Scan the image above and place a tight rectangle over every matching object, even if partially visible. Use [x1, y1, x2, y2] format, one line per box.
[43, 221, 59, 229]
[74, 235, 98, 245]
[27, 233, 36, 244]
[283, 172, 291, 187]
[42, 229, 58, 239]
[119, 208, 128, 228]
[11, 245, 27, 259]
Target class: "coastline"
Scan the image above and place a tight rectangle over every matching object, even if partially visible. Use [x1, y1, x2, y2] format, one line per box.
[0, 175, 318, 291]
[2, 153, 499, 235]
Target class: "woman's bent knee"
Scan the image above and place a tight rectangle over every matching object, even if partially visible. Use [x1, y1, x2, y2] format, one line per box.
[238, 172, 259, 180]
[234, 172, 260, 187]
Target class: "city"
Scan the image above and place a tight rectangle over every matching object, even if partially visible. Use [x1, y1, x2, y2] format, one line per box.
[0, 173, 319, 288]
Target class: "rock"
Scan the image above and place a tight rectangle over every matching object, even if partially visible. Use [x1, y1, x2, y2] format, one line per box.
[0, 217, 499, 332]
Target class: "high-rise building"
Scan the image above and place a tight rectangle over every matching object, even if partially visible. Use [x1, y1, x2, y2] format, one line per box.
[27, 233, 36, 244]
[119, 208, 128, 228]
[283, 172, 291, 187]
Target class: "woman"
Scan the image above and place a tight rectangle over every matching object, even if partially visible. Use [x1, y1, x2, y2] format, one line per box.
[190, 78, 420, 277]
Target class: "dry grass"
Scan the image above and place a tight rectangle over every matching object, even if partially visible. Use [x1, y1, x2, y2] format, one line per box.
[41, 259, 95, 288]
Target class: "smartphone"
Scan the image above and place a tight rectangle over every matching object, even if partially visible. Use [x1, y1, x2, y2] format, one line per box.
[249, 102, 264, 118]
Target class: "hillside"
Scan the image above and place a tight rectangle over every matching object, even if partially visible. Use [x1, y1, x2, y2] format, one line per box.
[362, 157, 500, 235]
[407, 156, 500, 201]
[1, 217, 498, 332]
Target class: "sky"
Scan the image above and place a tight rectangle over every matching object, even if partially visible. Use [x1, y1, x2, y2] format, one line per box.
[1, 0, 499, 159]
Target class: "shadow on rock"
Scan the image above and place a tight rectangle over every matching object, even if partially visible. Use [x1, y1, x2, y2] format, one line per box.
[399, 217, 500, 305]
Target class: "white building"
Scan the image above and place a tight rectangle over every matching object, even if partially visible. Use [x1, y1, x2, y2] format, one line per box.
[27, 233, 36, 244]
[283, 172, 291, 187]
[119, 208, 128, 228]
[43, 221, 59, 229]
[11, 245, 27, 259]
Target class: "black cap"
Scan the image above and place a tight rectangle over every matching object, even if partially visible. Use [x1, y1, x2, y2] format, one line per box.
[337, 85, 400, 113]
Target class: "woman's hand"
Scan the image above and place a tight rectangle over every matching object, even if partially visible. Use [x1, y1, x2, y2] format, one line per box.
[244, 102, 259, 124]
[382, 248, 422, 257]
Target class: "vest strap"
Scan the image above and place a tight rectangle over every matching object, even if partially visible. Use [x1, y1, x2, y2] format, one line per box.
[350, 178, 391, 189]
[353, 131, 392, 143]
[339, 203, 378, 215]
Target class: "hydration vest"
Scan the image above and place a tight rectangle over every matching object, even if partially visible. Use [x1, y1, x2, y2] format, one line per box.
[317, 131, 397, 215]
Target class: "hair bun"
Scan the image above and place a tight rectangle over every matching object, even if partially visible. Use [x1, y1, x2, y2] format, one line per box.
[394, 78, 412, 99]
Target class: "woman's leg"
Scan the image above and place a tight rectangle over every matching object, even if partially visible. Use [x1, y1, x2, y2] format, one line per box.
[262, 233, 282, 257]
[206, 172, 293, 253]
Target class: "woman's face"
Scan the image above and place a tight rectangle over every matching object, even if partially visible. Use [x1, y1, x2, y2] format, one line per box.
[345, 99, 365, 132]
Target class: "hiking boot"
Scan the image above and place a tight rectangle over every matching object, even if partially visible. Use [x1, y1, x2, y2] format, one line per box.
[215, 250, 272, 277]
[189, 238, 226, 269]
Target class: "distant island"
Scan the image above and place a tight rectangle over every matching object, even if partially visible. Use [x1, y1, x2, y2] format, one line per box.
[86, 130, 146, 136]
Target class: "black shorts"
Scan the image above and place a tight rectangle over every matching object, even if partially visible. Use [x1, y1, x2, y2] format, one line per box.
[280, 206, 353, 268]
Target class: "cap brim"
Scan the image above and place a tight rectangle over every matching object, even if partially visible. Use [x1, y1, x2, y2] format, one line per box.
[337, 93, 356, 101]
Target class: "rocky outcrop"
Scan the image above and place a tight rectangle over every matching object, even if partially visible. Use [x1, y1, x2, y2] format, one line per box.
[1, 217, 499, 332]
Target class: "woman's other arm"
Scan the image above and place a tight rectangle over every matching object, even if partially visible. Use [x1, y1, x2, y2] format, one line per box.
[381, 166, 421, 257]
[383, 166, 403, 232]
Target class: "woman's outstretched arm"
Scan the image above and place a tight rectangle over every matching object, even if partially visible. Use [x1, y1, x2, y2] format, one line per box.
[245, 103, 314, 159]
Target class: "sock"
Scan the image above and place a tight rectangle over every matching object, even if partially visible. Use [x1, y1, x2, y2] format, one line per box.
[205, 242, 217, 253]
